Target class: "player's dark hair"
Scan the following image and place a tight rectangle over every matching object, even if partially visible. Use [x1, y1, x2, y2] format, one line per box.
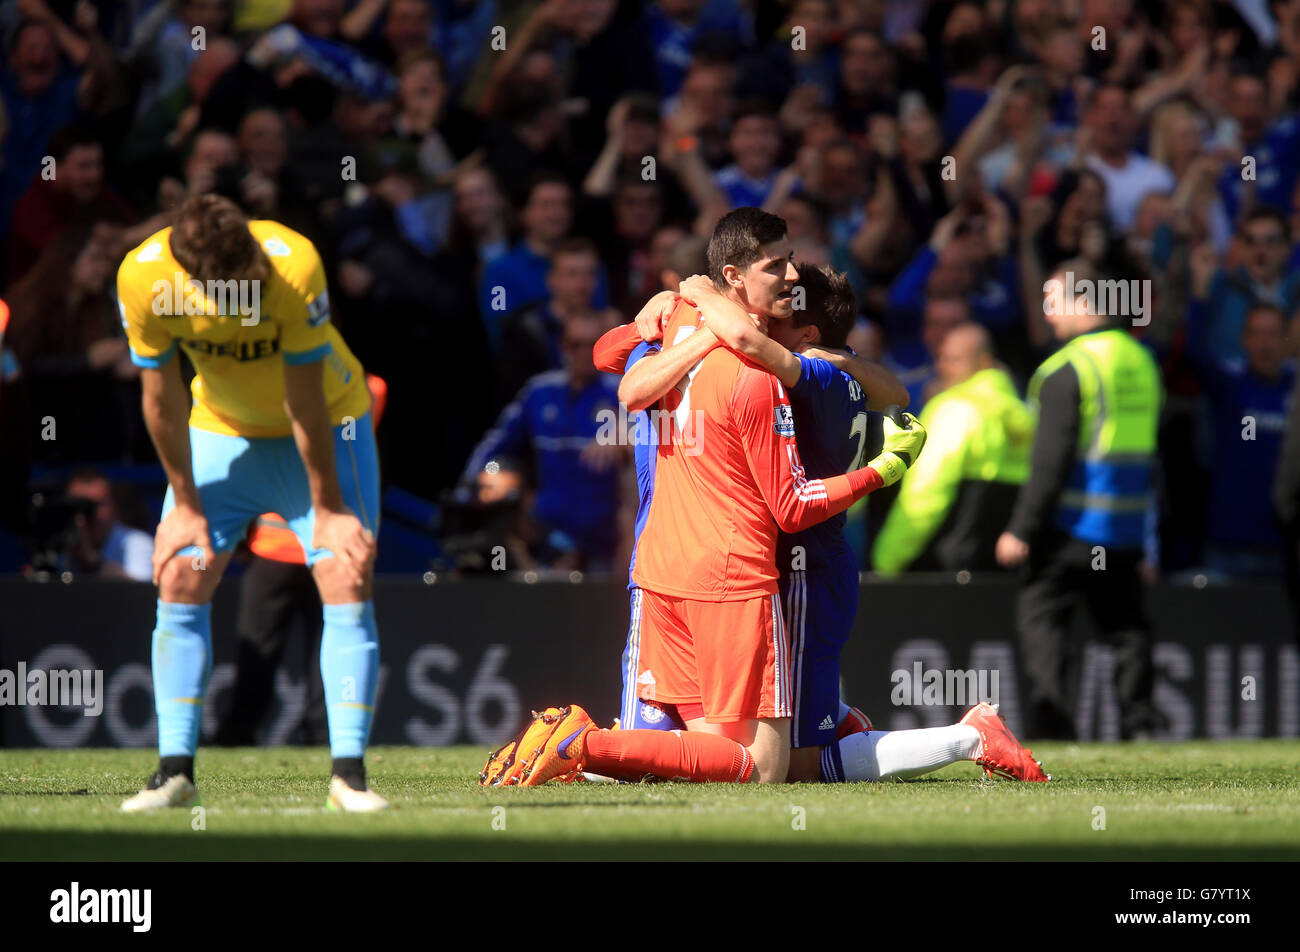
[706, 207, 788, 288]
[794, 263, 857, 349]
[170, 194, 270, 284]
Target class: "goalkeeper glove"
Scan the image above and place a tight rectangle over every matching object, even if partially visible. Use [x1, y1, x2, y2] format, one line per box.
[866, 409, 927, 487]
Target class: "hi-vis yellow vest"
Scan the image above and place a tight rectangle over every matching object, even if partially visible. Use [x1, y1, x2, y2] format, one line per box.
[872, 366, 1032, 573]
[1027, 328, 1162, 547]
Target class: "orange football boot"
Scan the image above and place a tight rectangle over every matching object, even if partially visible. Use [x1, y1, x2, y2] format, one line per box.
[959, 702, 1051, 782]
[515, 705, 597, 786]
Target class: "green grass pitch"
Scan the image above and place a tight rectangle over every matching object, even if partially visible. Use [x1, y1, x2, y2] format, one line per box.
[2, 742, 1297, 861]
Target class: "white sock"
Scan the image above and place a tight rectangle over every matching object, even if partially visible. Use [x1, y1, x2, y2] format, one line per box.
[832, 725, 981, 782]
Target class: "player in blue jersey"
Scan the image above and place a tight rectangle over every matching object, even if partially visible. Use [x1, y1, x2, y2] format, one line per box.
[596, 263, 1049, 783]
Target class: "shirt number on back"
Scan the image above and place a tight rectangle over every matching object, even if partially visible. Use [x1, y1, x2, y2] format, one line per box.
[848, 411, 868, 469]
[670, 324, 703, 434]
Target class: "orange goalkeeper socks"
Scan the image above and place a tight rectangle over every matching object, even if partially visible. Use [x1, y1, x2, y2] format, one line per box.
[584, 728, 754, 783]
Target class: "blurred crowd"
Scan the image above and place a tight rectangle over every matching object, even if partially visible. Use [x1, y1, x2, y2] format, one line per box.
[1, 0, 1299, 579]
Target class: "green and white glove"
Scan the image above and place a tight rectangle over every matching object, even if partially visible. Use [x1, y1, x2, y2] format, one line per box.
[866, 408, 927, 487]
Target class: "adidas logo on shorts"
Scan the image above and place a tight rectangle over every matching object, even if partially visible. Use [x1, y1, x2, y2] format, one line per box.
[819, 715, 835, 731]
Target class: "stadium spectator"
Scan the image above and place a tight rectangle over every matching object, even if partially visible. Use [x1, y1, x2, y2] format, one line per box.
[2, 223, 139, 464]
[1217, 69, 1300, 220]
[873, 323, 1032, 574]
[714, 99, 784, 209]
[1188, 302, 1295, 576]
[833, 28, 897, 132]
[392, 48, 477, 172]
[8, 124, 139, 281]
[119, 36, 241, 201]
[664, 50, 736, 170]
[888, 288, 970, 411]
[736, 0, 839, 108]
[346, 0, 435, 68]
[582, 94, 695, 226]
[556, 0, 659, 163]
[333, 142, 484, 494]
[647, 0, 749, 99]
[291, 0, 347, 38]
[1147, 99, 1230, 252]
[478, 173, 608, 346]
[63, 467, 153, 581]
[481, 83, 570, 204]
[1082, 85, 1176, 233]
[124, 0, 233, 118]
[806, 137, 869, 250]
[940, 29, 999, 144]
[460, 311, 628, 572]
[236, 107, 318, 236]
[170, 127, 239, 201]
[0, 11, 115, 251]
[447, 164, 510, 279]
[497, 236, 607, 407]
[594, 176, 670, 316]
[1196, 207, 1300, 364]
[888, 193, 1020, 369]
[890, 98, 951, 239]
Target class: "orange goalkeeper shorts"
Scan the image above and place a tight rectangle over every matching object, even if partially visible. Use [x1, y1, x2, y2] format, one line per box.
[634, 589, 792, 723]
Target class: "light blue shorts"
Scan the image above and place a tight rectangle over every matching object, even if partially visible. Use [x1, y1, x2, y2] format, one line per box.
[161, 412, 380, 565]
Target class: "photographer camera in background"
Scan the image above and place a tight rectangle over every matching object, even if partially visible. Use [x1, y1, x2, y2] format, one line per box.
[63, 467, 153, 581]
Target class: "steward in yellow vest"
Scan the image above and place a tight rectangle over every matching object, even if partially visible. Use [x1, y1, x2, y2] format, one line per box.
[873, 324, 1033, 573]
[997, 260, 1163, 740]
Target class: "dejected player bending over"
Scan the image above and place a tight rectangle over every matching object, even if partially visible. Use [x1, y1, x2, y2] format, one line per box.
[117, 194, 386, 812]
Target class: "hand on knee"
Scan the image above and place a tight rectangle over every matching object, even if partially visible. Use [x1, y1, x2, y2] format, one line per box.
[157, 553, 227, 604]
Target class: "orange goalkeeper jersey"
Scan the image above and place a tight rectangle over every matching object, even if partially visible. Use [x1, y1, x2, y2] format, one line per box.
[632, 299, 882, 601]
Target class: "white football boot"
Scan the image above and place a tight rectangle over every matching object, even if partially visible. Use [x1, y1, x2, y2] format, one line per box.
[327, 776, 390, 812]
[121, 773, 199, 812]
